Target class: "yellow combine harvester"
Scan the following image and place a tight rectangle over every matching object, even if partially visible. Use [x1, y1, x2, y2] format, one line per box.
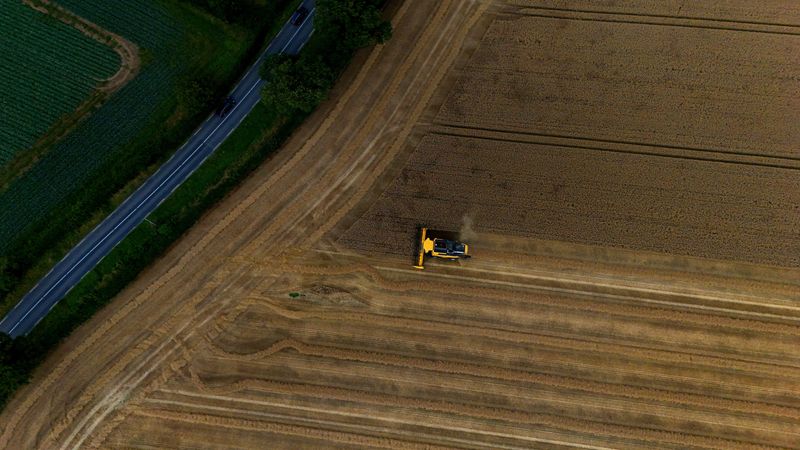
[413, 227, 470, 269]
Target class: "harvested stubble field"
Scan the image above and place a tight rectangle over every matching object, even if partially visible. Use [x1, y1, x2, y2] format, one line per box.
[2, 0, 800, 448]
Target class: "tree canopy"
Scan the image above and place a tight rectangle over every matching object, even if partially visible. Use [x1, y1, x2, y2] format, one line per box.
[260, 0, 392, 113]
[260, 54, 334, 115]
[316, 0, 392, 61]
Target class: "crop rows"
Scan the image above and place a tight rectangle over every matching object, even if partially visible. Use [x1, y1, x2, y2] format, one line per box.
[55, 0, 180, 50]
[0, 0, 182, 250]
[0, 1, 119, 165]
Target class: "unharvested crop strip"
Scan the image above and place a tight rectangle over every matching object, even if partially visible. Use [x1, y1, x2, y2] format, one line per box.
[418, 263, 800, 325]
[367, 200, 794, 250]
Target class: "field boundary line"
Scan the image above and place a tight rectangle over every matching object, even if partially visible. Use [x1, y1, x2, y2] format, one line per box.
[507, 9, 800, 36]
[430, 124, 800, 171]
[508, 3, 800, 29]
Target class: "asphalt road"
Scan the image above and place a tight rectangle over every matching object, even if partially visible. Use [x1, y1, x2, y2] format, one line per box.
[0, 1, 316, 338]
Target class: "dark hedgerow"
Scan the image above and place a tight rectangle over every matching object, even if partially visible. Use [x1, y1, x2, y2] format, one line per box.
[260, 0, 392, 116]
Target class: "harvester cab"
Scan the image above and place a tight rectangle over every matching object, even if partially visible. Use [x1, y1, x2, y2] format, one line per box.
[413, 227, 470, 269]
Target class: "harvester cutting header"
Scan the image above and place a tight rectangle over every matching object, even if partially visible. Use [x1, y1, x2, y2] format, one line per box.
[413, 227, 471, 269]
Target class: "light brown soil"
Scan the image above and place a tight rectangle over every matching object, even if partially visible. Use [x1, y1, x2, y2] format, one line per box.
[1, 1, 799, 449]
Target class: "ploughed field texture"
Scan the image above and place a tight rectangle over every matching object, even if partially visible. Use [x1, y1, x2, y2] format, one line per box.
[341, 0, 800, 267]
[0, 1, 119, 165]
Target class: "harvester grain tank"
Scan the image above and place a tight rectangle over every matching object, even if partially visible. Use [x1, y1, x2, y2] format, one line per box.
[413, 227, 470, 269]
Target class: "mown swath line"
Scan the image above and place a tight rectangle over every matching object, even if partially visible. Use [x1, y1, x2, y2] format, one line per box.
[141, 395, 603, 450]
[156, 379, 787, 449]
[430, 125, 800, 171]
[513, 4, 800, 29]
[233, 264, 800, 375]
[216, 325, 800, 414]
[206, 336, 800, 419]
[509, 11, 800, 37]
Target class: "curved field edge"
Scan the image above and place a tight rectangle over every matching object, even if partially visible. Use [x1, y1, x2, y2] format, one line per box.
[0, 0, 141, 191]
[0, 1, 119, 167]
[0, 1, 284, 323]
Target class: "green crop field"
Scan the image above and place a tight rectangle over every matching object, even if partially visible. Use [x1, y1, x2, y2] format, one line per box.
[0, 0, 255, 253]
[0, 2, 119, 166]
[0, 0, 281, 317]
